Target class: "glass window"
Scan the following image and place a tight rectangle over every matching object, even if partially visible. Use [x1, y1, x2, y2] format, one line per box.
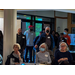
[17, 14, 31, 20]
[22, 22, 30, 34]
[72, 14, 75, 24]
[35, 17, 51, 22]
[35, 23, 42, 36]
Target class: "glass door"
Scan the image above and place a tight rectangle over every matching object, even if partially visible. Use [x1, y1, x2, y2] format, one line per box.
[21, 21, 30, 34]
[35, 23, 42, 36]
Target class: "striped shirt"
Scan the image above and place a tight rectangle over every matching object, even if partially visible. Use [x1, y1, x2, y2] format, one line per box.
[36, 51, 51, 64]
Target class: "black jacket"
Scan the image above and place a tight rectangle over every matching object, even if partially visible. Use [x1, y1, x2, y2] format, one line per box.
[5, 51, 20, 65]
[16, 34, 26, 50]
[57, 37, 67, 48]
[35, 33, 55, 50]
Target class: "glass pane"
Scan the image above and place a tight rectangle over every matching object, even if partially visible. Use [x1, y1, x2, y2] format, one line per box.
[17, 14, 31, 20]
[72, 14, 75, 24]
[22, 22, 30, 34]
[35, 16, 51, 22]
[26, 22, 30, 30]
[35, 23, 42, 36]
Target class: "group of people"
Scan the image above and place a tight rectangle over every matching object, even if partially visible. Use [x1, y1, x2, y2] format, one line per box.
[5, 25, 73, 65]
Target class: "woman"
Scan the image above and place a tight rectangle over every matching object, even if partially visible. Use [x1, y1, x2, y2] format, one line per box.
[5, 43, 23, 65]
[55, 42, 73, 65]
[0, 30, 3, 57]
[36, 43, 51, 65]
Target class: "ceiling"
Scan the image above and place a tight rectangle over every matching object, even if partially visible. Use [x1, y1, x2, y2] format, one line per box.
[17, 9, 75, 13]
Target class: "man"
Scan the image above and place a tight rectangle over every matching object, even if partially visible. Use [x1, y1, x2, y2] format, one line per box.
[35, 27, 55, 51]
[63, 28, 71, 46]
[16, 28, 26, 59]
[33, 31, 43, 63]
[24, 25, 35, 63]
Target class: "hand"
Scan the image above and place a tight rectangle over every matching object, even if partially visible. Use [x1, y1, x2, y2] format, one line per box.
[17, 51, 20, 56]
[35, 45, 38, 48]
[15, 62, 20, 65]
[58, 58, 64, 63]
[63, 58, 68, 61]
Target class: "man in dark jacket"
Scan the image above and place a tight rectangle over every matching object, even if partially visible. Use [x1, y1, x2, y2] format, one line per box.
[57, 33, 67, 49]
[35, 27, 55, 51]
[16, 28, 26, 58]
[33, 31, 43, 63]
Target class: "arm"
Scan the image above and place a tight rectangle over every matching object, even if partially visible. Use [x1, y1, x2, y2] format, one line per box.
[47, 53, 52, 64]
[35, 34, 43, 48]
[22, 35, 26, 50]
[68, 36, 71, 45]
[36, 53, 39, 63]
[51, 35, 55, 49]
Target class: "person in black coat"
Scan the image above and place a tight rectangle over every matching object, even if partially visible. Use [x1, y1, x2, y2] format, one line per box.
[57, 33, 67, 49]
[16, 28, 26, 58]
[0, 30, 3, 57]
[5, 43, 23, 65]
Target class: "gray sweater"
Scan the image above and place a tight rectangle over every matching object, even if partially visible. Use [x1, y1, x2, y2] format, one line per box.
[24, 30, 35, 46]
[36, 51, 51, 64]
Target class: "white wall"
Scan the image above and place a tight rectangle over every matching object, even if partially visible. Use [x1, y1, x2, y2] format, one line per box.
[56, 18, 67, 34]
[55, 11, 68, 33]
[16, 19, 21, 34]
[0, 10, 4, 34]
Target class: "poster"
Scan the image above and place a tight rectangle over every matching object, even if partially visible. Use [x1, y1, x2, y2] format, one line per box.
[68, 34, 75, 45]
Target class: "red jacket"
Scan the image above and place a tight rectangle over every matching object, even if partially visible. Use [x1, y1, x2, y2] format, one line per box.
[63, 35, 71, 45]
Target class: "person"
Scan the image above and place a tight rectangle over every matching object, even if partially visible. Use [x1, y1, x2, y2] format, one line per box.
[57, 33, 67, 48]
[55, 42, 73, 65]
[16, 28, 26, 59]
[36, 43, 51, 65]
[35, 27, 55, 51]
[0, 30, 3, 57]
[33, 31, 43, 63]
[24, 25, 35, 63]
[63, 28, 71, 46]
[52, 32, 59, 55]
[42, 28, 45, 33]
[51, 30, 55, 37]
[5, 43, 23, 65]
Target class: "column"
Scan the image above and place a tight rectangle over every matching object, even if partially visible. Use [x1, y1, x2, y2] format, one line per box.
[3, 9, 17, 65]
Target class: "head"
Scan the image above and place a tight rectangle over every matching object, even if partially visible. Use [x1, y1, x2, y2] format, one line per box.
[45, 27, 50, 35]
[39, 31, 43, 36]
[43, 28, 45, 33]
[18, 28, 22, 35]
[55, 32, 59, 37]
[39, 43, 48, 52]
[0, 30, 3, 39]
[13, 43, 21, 52]
[60, 33, 64, 38]
[59, 42, 68, 52]
[52, 30, 55, 36]
[64, 28, 68, 35]
[28, 25, 34, 31]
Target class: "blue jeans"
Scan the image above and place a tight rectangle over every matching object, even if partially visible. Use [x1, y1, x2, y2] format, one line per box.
[24, 46, 33, 63]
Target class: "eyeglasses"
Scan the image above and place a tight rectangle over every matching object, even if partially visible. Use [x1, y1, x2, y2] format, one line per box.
[61, 45, 66, 47]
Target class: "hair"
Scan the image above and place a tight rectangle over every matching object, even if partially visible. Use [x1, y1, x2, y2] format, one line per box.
[55, 32, 59, 36]
[0, 30, 3, 40]
[39, 43, 48, 51]
[59, 42, 69, 51]
[40, 31, 43, 33]
[13, 43, 21, 50]
[60, 33, 64, 35]
[64, 28, 69, 32]
[45, 26, 50, 30]
[43, 28, 45, 30]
